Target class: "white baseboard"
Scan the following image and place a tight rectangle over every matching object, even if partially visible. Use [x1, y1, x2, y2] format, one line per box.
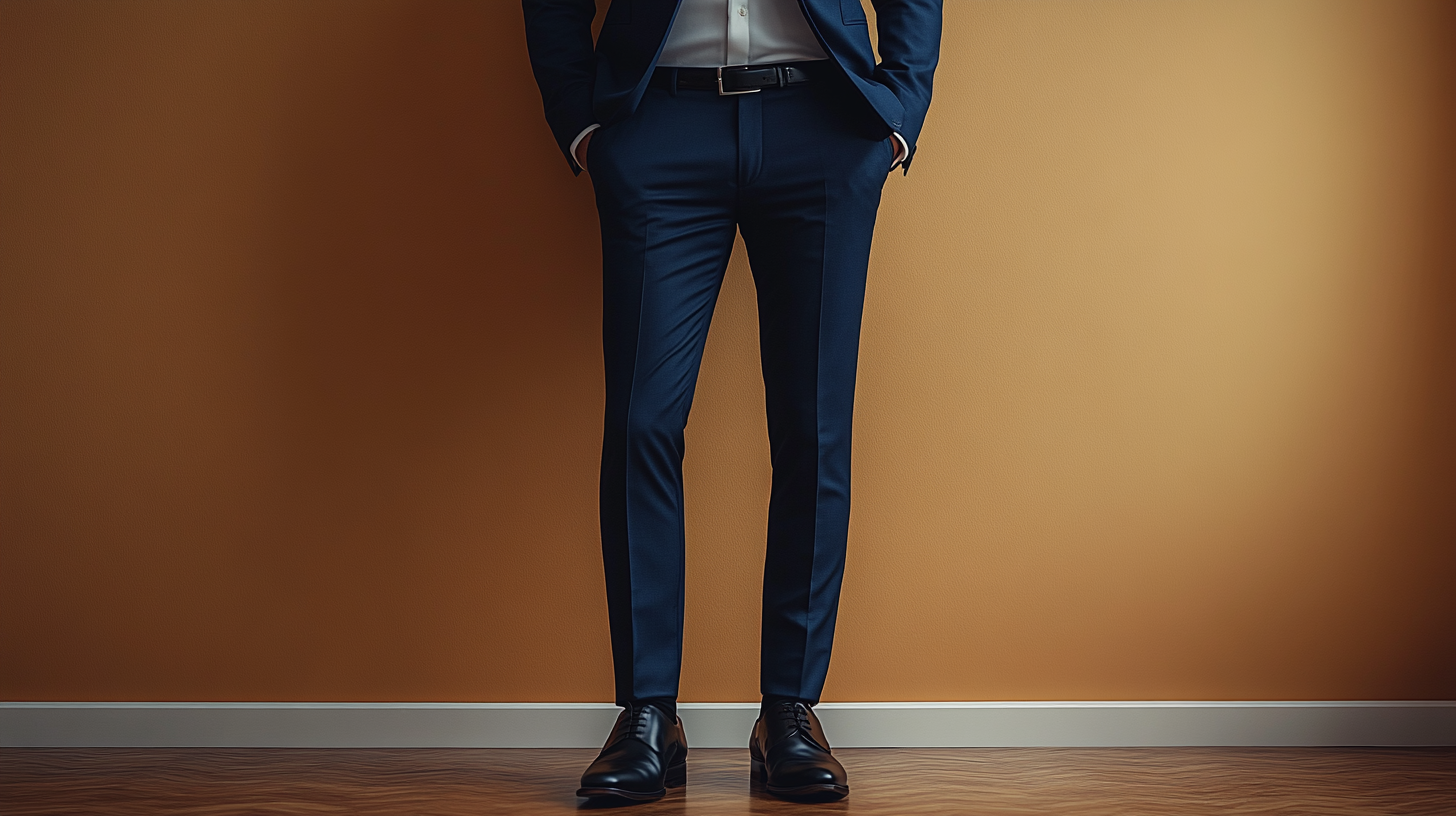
[2, 701, 1452, 748]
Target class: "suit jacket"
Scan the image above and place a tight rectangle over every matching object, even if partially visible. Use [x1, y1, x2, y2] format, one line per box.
[522, 0, 941, 172]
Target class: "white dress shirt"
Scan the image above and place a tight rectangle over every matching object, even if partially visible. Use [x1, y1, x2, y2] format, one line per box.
[658, 0, 826, 67]
[571, 0, 906, 169]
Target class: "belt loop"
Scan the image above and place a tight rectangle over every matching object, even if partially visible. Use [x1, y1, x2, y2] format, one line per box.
[669, 67, 678, 97]
[776, 65, 786, 89]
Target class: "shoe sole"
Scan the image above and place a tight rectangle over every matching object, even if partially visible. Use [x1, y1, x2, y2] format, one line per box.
[576, 763, 686, 801]
[574, 786, 665, 801]
[751, 758, 849, 801]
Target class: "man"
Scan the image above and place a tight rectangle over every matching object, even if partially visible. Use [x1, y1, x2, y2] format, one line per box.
[522, 0, 940, 803]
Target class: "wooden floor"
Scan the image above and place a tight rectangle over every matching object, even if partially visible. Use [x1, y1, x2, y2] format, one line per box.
[2, 747, 1453, 815]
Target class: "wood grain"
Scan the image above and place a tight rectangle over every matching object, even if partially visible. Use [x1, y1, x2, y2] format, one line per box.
[2, 747, 1453, 815]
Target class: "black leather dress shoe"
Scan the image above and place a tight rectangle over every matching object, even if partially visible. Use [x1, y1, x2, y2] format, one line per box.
[577, 703, 688, 801]
[749, 700, 849, 801]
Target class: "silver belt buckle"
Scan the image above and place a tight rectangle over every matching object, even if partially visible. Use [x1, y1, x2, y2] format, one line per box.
[717, 66, 762, 96]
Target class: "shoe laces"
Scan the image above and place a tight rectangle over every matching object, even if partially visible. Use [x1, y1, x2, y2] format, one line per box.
[624, 702, 652, 738]
[772, 700, 812, 733]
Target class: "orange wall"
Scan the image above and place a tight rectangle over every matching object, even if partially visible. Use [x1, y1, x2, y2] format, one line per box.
[1, 0, 1452, 703]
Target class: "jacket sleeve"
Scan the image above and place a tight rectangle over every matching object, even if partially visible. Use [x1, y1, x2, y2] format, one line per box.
[869, 0, 941, 172]
[522, 0, 600, 174]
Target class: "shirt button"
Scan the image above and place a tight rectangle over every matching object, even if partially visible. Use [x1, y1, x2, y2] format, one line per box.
[738, 7, 747, 15]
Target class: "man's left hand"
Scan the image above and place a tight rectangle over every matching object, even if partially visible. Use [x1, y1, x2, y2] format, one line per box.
[890, 132, 909, 170]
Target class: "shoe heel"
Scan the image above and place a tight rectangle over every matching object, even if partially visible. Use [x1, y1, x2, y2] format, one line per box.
[665, 761, 687, 788]
[750, 758, 766, 783]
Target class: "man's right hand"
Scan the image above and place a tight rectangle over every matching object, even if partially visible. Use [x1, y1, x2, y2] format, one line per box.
[574, 130, 594, 171]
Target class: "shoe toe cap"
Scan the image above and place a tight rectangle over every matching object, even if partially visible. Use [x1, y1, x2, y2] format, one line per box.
[581, 766, 652, 790]
[775, 759, 846, 787]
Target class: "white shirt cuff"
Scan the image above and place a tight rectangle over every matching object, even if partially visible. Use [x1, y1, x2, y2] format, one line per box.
[889, 132, 910, 170]
[570, 124, 601, 171]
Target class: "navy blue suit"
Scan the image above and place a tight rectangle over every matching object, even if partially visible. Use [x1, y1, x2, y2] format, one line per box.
[523, 0, 940, 706]
[524, 0, 941, 173]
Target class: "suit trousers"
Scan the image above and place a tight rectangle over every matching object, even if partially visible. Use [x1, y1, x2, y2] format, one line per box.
[588, 73, 893, 705]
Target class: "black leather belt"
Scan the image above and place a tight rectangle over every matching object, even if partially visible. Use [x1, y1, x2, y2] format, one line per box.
[650, 61, 826, 95]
